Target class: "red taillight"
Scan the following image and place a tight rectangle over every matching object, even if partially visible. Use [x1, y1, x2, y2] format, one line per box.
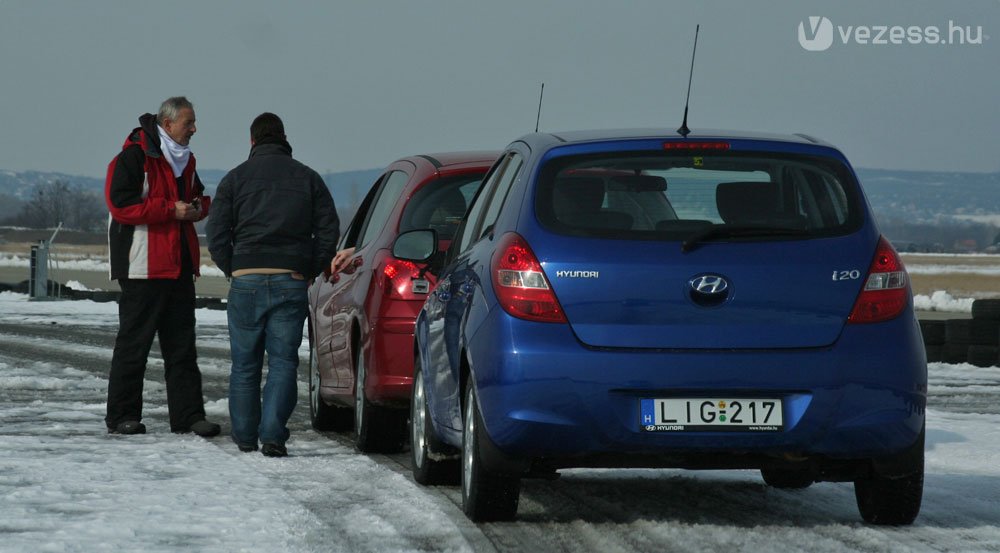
[662, 141, 730, 150]
[491, 233, 566, 323]
[382, 258, 419, 297]
[847, 237, 909, 324]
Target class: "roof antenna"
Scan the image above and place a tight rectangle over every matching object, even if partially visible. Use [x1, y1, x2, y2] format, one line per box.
[677, 24, 700, 138]
[534, 82, 545, 133]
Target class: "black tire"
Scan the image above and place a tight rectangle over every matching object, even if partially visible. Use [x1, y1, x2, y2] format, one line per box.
[970, 320, 1000, 345]
[854, 432, 924, 525]
[945, 319, 972, 345]
[971, 298, 1000, 321]
[410, 356, 460, 485]
[308, 320, 352, 431]
[918, 320, 946, 346]
[967, 345, 999, 367]
[943, 343, 969, 364]
[760, 467, 813, 489]
[461, 380, 520, 521]
[354, 344, 407, 453]
[924, 344, 944, 363]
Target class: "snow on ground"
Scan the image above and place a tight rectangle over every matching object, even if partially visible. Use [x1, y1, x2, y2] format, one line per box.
[64, 280, 92, 291]
[0, 293, 471, 553]
[913, 290, 975, 313]
[3, 291, 1000, 552]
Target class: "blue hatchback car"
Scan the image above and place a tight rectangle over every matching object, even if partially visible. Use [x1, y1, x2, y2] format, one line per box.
[394, 129, 926, 524]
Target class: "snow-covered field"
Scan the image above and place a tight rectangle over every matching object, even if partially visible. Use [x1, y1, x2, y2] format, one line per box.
[2, 291, 1000, 552]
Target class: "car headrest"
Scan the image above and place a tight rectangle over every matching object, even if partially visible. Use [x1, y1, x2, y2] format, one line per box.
[553, 176, 606, 211]
[716, 181, 780, 225]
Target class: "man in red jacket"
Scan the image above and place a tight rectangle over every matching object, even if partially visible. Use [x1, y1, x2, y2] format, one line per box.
[104, 96, 220, 437]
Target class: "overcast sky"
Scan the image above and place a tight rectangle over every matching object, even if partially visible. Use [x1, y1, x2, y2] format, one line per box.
[0, 1, 997, 177]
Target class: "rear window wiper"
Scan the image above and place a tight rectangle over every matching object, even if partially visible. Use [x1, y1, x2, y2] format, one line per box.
[681, 225, 810, 253]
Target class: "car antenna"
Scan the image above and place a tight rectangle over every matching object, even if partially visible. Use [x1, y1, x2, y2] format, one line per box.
[535, 82, 545, 133]
[676, 24, 700, 138]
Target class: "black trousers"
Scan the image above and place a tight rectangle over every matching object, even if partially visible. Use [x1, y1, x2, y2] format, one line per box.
[105, 277, 207, 431]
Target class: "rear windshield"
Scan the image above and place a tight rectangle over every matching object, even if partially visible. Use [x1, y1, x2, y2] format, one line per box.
[399, 174, 483, 240]
[535, 152, 863, 240]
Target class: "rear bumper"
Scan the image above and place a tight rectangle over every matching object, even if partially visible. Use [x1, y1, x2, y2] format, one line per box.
[467, 307, 927, 471]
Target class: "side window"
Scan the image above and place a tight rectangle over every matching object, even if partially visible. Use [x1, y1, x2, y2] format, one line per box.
[357, 170, 410, 248]
[341, 174, 385, 249]
[455, 155, 512, 254]
[475, 153, 523, 240]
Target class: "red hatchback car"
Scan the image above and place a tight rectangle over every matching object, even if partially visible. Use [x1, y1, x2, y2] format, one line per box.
[307, 151, 498, 452]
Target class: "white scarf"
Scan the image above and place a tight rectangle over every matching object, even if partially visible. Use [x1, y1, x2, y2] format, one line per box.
[156, 125, 191, 177]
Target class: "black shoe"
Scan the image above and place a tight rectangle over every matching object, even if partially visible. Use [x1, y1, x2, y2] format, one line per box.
[237, 443, 258, 453]
[188, 420, 221, 438]
[108, 421, 146, 435]
[261, 443, 287, 457]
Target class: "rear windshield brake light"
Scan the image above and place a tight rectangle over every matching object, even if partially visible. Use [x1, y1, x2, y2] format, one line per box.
[662, 141, 730, 150]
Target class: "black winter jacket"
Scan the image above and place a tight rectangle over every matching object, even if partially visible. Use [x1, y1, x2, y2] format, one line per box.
[206, 139, 339, 279]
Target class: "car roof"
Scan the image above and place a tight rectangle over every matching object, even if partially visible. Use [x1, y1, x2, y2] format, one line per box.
[513, 128, 837, 150]
[402, 150, 500, 170]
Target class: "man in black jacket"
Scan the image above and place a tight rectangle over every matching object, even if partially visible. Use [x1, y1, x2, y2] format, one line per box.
[206, 113, 339, 457]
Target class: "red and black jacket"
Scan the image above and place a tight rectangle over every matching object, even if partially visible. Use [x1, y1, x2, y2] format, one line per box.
[105, 114, 211, 280]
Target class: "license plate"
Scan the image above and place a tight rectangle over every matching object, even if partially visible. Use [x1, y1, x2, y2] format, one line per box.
[640, 398, 783, 432]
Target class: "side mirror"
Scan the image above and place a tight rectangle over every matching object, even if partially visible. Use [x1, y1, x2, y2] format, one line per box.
[392, 229, 438, 263]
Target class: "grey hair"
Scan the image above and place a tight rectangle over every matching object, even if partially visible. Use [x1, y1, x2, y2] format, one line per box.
[156, 96, 194, 124]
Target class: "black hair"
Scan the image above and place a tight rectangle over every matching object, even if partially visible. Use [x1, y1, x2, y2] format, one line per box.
[250, 112, 286, 143]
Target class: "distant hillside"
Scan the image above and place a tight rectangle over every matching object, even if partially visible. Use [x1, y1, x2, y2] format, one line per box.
[0, 170, 105, 199]
[855, 168, 1000, 225]
[3, 166, 998, 231]
[0, 167, 382, 225]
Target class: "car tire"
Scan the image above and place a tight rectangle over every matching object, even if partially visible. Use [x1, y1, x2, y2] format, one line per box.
[461, 379, 520, 521]
[854, 431, 924, 525]
[308, 320, 352, 432]
[410, 356, 459, 485]
[760, 467, 813, 489]
[354, 344, 406, 453]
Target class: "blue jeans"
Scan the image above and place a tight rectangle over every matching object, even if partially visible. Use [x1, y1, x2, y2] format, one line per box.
[227, 274, 308, 447]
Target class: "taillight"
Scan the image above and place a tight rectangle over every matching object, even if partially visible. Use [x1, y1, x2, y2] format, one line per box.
[847, 236, 909, 324]
[382, 258, 419, 297]
[491, 233, 566, 323]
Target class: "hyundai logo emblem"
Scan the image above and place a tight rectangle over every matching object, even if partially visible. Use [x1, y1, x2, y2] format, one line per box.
[689, 274, 729, 296]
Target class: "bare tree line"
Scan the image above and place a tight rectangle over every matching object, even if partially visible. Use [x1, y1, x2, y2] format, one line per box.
[1, 180, 105, 232]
